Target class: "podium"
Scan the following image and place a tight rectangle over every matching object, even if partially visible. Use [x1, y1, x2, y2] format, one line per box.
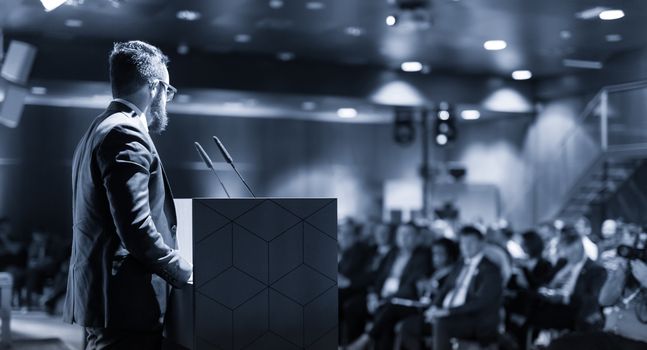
[165, 198, 338, 350]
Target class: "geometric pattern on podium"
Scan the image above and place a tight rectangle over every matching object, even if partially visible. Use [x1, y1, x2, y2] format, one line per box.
[193, 198, 338, 350]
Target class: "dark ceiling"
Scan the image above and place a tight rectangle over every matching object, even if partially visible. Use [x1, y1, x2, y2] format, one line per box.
[3, 0, 647, 78]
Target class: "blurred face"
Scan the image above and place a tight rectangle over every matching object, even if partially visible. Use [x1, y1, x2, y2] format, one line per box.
[538, 224, 555, 241]
[432, 245, 449, 268]
[148, 67, 170, 134]
[374, 224, 391, 246]
[396, 225, 418, 252]
[338, 224, 356, 250]
[459, 234, 482, 259]
[559, 240, 584, 262]
[575, 218, 591, 236]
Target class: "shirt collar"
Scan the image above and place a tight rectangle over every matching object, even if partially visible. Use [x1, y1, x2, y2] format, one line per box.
[112, 98, 149, 133]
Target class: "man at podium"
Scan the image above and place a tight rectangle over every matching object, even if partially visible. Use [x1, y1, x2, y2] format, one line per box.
[63, 41, 193, 350]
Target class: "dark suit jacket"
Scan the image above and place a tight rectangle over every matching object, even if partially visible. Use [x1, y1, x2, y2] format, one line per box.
[63, 101, 192, 331]
[434, 257, 503, 333]
[339, 242, 375, 292]
[546, 258, 607, 330]
[372, 246, 432, 300]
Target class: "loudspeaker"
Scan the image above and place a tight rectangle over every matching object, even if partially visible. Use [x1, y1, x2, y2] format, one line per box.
[0, 80, 27, 128]
[1, 41, 37, 85]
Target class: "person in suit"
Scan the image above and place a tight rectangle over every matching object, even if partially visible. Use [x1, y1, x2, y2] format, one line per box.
[425, 225, 503, 350]
[524, 225, 607, 337]
[63, 41, 192, 350]
[346, 223, 431, 350]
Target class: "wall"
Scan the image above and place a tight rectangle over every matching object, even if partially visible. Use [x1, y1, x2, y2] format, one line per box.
[0, 102, 540, 238]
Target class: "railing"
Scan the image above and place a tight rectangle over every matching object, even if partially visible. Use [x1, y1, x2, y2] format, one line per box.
[507, 79, 647, 227]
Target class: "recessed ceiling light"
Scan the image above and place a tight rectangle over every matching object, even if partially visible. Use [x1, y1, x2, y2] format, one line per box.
[235, 34, 251, 43]
[40, 0, 66, 12]
[176, 10, 201, 21]
[438, 110, 450, 121]
[461, 110, 480, 120]
[345, 27, 363, 37]
[401, 61, 423, 72]
[512, 70, 532, 80]
[302, 101, 317, 110]
[386, 15, 397, 26]
[30, 86, 47, 95]
[305, 2, 325, 10]
[436, 134, 448, 145]
[605, 34, 623, 42]
[484, 40, 507, 51]
[277, 51, 295, 61]
[337, 108, 357, 119]
[64, 19, 83, 27]
[599, 9, 624, 20]
[269, 0, 284, 9]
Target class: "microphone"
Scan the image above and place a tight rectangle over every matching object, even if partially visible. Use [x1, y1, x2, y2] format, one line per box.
[212, 136, 256, 198]
[193, 142, 231, 198]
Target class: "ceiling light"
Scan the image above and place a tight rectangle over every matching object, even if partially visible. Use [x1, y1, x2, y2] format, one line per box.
[563, 59, 603, 69]
[277, 52, 295, 61]
[30, 86, 47, 95]
[438, 110, 450, 120]
[576, 6, 608, 20]
[40, 0, 67, 12]
[269, 0, 284, 9]
[461, 110, 480, 120]
[512, 70, 532, 80]
[386, 15, 397, 26]
[436, 134, 448, 145]
[176, 10, 201, 21]
[483, 40, 507, 51]
[345, 27, 363, 37]
[605, 34, 622, 42]
[599, 9, 624, 20]
[64, 19, 83, 28]
[401, 61, 423, 72]
[305, 2, 325, 10]
[337, 108, 357, 119]
[235, 34, 251, 43]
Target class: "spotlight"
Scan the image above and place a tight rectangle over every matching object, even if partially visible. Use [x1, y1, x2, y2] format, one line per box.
[483, 40, 507, 51]
[41, 0, 67, 12]
[599, 9, 624, 20]
[512, 70, 532, 80]
[434, 102, 456, 146]
[401, 61, 423, 72]
[386, 15, 397, 26]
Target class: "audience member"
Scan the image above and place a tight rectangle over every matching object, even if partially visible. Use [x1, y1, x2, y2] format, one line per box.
[424, 225, 503, 350]
[524, 226, 607, 338]
[345, 223, 431, 350]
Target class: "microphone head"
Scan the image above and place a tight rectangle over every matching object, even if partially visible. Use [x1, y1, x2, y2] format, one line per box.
[194, 142, 214, 169]
[213, 136, 234, 164]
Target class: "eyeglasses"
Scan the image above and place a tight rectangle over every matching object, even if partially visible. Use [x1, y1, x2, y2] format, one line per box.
[152, 80, 177, 102]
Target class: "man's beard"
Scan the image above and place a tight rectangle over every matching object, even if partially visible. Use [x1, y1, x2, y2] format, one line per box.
[148, 95, 168, 135]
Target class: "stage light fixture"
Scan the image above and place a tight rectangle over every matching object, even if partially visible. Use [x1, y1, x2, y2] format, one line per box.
[483, 40, 507, 51]
[434, 102, 456, 146]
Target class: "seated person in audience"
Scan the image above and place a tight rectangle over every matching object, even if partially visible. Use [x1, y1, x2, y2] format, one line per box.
[421, 226, 503, 350]
[546, 257, 647, 350]
[368, 222, 396, 272]
[483, 225, 513, 285]
[345, 223, 431, 350]
[505, 229, 554, 347]
[574, 216, 600, 261]
[396, 238, 461, 350]
[525, 226, 607, 336]
[339, 220, 376, 345]
[0, 218, 26, 270]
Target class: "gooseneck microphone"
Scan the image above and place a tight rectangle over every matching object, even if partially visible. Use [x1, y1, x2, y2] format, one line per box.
[194, 142, 231, 198]
[212, 136, 256, 198]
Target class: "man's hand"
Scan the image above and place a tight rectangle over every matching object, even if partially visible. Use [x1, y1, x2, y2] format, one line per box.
[630, 260, 647, 288]
[424, 306, 449, 322]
